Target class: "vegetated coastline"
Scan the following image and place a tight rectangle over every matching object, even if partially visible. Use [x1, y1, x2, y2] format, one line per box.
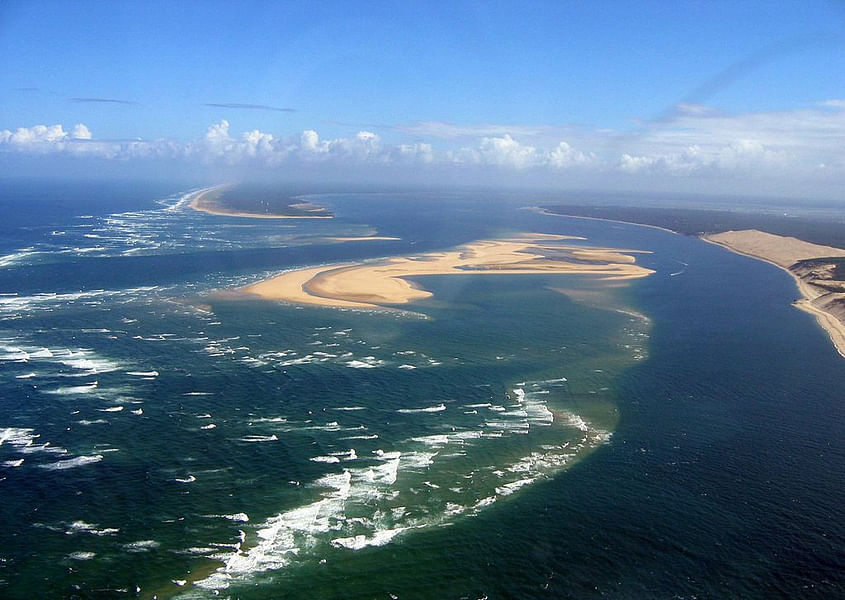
[190, 185, 333, 219]
[541, 204, 845, 359]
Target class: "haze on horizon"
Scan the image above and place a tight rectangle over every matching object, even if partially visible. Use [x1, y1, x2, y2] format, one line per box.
[2, 0, 845, 200]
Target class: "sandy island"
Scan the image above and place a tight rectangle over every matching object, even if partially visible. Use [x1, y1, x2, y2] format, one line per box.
[705, 229, 845, 358]
[240, 233, 654, 311]
[189, 186, 333, 219]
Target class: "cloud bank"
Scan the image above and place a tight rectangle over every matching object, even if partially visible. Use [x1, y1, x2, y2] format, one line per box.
[3, 101, 844, 197]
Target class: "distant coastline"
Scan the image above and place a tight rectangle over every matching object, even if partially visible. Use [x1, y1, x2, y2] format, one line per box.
[189, 185, 333, 219]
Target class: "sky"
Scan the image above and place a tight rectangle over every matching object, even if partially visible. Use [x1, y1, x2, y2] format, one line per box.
[1, 0, 845, 199]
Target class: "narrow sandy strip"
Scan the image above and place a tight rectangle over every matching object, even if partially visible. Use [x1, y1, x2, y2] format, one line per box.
[327, 236, 401, 242]
[534, 207, 679, 236]
[704, 230, 845, 359]
[241, 233, 654, 310]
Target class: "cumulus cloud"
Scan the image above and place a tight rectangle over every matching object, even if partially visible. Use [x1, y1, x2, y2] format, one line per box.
[475, 135, 539, 169]
[2, 99, 844, 197]
[619, 138, 789, 176]
[0, 124, 71, 149]
[71, 124, 92, 140]
[548, 141, 593, 168]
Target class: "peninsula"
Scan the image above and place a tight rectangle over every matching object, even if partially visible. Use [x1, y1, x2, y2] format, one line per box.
[241, 233, 653, 310]
[190, 185, 333, 219]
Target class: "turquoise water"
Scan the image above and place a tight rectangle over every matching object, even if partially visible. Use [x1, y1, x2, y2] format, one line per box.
[0, 182, 842, 598]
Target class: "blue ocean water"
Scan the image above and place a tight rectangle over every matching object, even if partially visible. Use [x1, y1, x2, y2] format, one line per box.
[0, 181, 842, 599]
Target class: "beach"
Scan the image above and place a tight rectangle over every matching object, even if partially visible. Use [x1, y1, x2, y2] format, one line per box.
[242, 233, 654, 309]
[705, 229, 845, 358]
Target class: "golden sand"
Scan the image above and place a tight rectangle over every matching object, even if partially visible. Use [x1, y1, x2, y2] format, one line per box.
[704, 229, 845, 268]
[241, 233, 654, 310]
[327, 236, 402, 242]
[705, 229, 845, 358]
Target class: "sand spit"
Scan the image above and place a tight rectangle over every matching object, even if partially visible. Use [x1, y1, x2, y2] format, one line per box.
[241, 233, 654, 310]
[705, 229, 845, 358]
[189, 187, 332, 219]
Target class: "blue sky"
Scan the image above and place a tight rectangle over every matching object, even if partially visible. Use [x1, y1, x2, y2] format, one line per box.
[2, 1, 844, 197]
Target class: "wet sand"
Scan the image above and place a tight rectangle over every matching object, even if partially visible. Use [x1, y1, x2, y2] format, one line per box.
[241, 233, 654, 310]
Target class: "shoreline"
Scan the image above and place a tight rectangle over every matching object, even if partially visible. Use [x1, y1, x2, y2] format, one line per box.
[239, 233, 654, 310]
[543, 205, 845, 363]
[188, 186, 333, 219]
[703, 230, 845, 359]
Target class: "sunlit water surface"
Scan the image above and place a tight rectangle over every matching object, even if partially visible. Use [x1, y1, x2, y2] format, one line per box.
[0, 182, 842, 599]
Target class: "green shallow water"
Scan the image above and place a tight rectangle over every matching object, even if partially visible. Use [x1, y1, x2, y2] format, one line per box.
[0, 183, 843, 599]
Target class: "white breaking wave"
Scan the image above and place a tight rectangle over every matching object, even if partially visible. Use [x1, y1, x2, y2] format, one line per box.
[39, 455, 103, 470]
[65, 521, 119, 536]
[397, 403, 446, 414]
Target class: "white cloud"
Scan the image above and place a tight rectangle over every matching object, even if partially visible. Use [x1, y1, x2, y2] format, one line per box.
[476, 135, 538, 169]
[548, 141, 593, 168]
[1, 124, 69, 148]
[2, 99, 844, 197]
[619, 139, 789, 176]
[299, 129, 326, 154]
[393, 142, 434, 163]
[399, 121, 546, 139]
[71, 124, 92, 140]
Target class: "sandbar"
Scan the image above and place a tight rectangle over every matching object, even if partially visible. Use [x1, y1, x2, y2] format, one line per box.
[705, 229, 845, 358]
[327, 236, 402, 242]
[241, 233, 654, 310]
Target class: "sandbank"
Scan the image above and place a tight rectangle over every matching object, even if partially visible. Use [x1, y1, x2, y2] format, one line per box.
[705, 229, 845, 358]
[240, 233, 654, 310]
[327, 236, 402, 242]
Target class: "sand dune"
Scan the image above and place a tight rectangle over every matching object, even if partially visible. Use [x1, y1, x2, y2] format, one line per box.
[705, 229, 845, 358]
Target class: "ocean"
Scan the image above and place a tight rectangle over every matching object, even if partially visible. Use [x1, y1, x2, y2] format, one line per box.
[0, 181, 842, 599]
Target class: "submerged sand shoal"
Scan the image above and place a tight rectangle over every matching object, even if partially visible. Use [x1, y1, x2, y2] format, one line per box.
[705, 229, 845, 358]
[241, 233, 654, 310]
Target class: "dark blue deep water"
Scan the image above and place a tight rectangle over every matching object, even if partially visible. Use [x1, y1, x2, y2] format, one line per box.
[0, 181, 842, 599]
